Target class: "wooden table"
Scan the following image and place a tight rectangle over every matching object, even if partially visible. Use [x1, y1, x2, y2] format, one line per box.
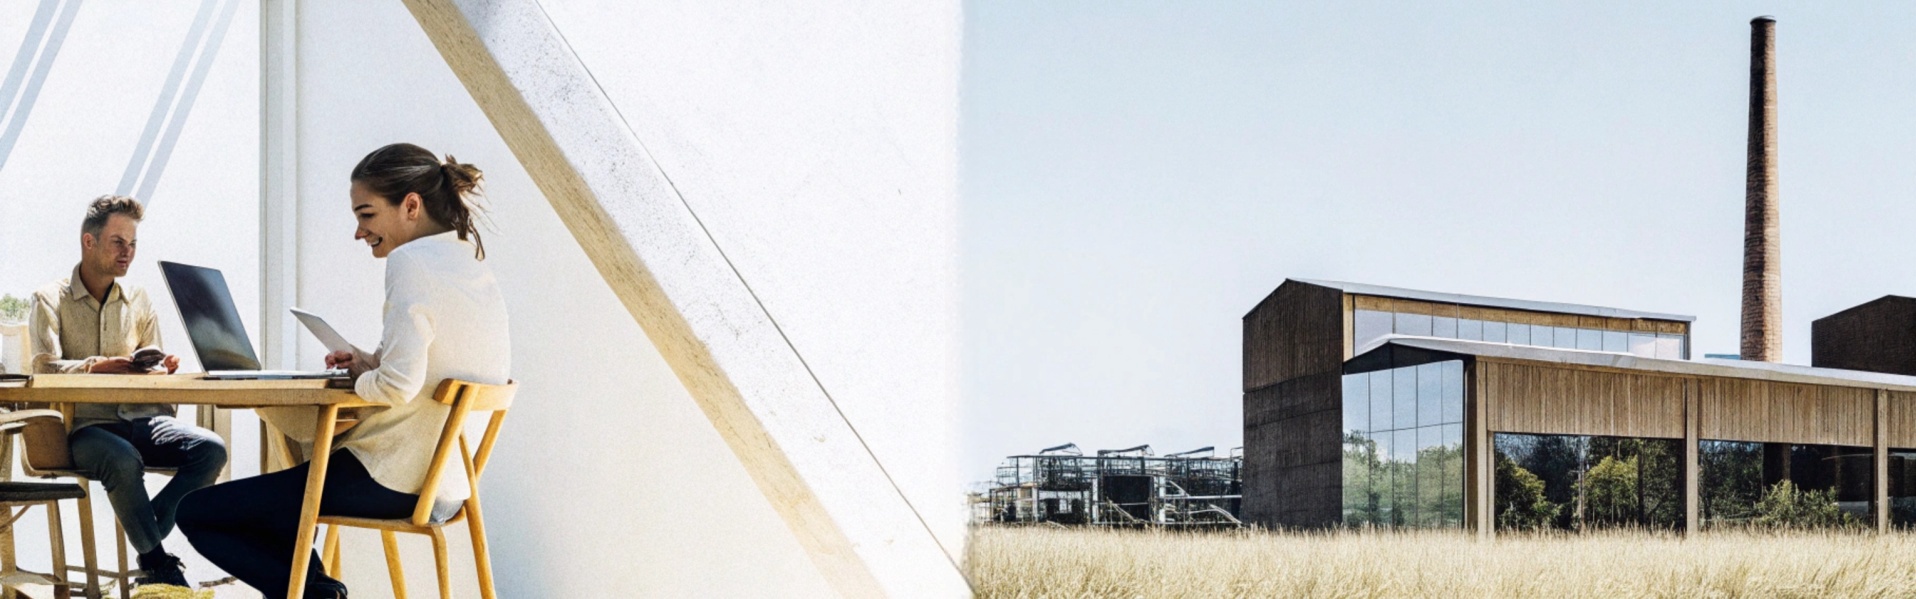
[0, 375, 376, 599]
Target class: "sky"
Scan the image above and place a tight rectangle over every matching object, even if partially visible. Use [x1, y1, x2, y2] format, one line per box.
[960, 2, 1916, 479]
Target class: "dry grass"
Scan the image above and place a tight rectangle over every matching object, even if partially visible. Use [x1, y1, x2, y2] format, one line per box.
[966, 525, 1916, 598]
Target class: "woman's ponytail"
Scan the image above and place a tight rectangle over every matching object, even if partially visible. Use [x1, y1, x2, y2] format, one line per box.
[351, 143, 491, 260]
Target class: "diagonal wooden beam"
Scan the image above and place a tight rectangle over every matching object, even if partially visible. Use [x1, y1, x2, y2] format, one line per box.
[398, 1, 967, 596]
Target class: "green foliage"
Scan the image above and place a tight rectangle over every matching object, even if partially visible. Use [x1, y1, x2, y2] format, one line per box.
[1751, 480, 1861, 530]
[1495, 455, 1559, 530]
[1700, 442, 1764, 523]
[0, 294, 26, 324]
[1341, 432, 1379, 525]
[1579, 455, 1640, 528]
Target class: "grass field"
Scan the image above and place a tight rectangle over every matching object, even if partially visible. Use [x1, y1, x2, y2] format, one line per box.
[967, 525, 1916, 598]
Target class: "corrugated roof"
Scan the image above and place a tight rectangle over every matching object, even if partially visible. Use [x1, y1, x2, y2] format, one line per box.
[1353, 335, 1916, 393]
[1292, 278, 1696, 323]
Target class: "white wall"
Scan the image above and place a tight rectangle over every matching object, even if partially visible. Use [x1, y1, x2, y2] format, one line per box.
[532, 0, 967, 558]
[289, 0, 958, 595]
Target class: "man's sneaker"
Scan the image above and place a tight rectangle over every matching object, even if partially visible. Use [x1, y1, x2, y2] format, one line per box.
[134, 551, 190, 588]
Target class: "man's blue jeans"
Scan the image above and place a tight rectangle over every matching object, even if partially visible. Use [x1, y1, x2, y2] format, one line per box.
[68, 417, 229, 555]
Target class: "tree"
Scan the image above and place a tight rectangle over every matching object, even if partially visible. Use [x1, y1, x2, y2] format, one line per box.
[1701, 441, 1764, 524]
[0, 294, 27, 324]
[1495, 455, 1559, 530]
[1578, 455, 1639, 528]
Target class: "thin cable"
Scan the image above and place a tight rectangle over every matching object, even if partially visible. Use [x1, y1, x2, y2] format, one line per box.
[527, 0, 973, 587]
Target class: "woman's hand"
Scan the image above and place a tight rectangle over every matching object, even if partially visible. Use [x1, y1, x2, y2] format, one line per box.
[324, 350, 355, 370]
[324, 350, 371, 379]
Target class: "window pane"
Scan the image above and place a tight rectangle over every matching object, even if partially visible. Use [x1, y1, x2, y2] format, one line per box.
[1555, 327, 1580, 349]
[1370, 371, 1393, 433]
[1417, 363, 1442, 427]
[1395, 312, 1433, 337]
[1629, 333, 1658, 358]
[1394, 365, 1418, 430]
[1442, 424, 1464, 526]
[1656, 334, 1682, 360]
[1419, 426, 1442, 527]
[1374, 433, 1393, 525]
[1507, 323, 1531, 346]
[1576, 328, 1602, 351]
[1529, 325, 1551, 347]
[1432, 316, 1457, 339]
[1441, 361, 1464, 423]
[1481, 320, 1505, 343]
[1343, 435, 1371, 525]
[1394, 428, 1417, 526]
[1343, 374, 1369, 434]
[1603, 330, 1628, 353]
[1457, 319, 1482, 341]
[1355, 310, 1392, 351]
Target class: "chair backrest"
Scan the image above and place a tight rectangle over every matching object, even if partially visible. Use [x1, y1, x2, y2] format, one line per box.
[411, 378, 516, 526]
[18, 402, 74, 477]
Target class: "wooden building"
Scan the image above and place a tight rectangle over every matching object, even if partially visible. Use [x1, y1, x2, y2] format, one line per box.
[1814, 295, 1916, 377]
[1245, 279, 1916, 535]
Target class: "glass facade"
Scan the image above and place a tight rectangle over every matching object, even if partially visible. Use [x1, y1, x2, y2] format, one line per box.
[1341, 360, 1465, 528]
[1700, 441, 1873, 528]
[1352, 306, 1687, 360]
[1494, 433, 1684, 531]
[1891, 451, 1916, 528]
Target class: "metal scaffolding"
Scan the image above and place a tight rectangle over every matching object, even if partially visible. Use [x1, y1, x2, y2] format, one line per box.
[978, 443, 1243, 528]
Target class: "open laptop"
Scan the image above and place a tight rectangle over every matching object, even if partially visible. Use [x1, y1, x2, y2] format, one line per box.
[159, 261, 346, 380]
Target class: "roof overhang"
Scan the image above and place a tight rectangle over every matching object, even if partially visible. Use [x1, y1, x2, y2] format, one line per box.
[1293, 278, 1697, 323]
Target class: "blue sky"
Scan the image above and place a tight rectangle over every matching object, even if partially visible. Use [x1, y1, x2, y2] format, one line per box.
[960, 2, 1916, 477]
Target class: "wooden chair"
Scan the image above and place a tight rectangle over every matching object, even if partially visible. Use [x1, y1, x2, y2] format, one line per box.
[0, 410, 92, 599]
[17, 405, 174, 599]
[318, 379, 514, 599]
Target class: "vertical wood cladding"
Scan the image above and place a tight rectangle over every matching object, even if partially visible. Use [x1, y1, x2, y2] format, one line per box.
[1480, 360, 1685, 439]
[1698, 379, 1874, 446]
[1886, 391, 1916, 449]
[1243, 372, 1342, 528]
[1813, 296, 1916, 376]
[1243, 281, 1345, 391]
[1243, 281, 1347, 528]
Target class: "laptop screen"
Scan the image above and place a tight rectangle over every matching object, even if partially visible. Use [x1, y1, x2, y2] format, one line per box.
[159, 261, 261, 371]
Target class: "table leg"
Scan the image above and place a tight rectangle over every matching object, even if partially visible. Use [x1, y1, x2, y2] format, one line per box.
[285, 405, 339, 599]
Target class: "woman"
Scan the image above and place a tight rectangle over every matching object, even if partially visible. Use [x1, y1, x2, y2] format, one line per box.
[178, 143, 511, 599]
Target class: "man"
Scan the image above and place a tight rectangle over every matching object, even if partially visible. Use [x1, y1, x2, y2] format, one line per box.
[28, 195, 227, 590]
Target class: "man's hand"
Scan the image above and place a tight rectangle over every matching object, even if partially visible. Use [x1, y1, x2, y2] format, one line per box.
[149, 416, 191, 445]
[88, 357, 137, 374]
[161, 354, 179, 374]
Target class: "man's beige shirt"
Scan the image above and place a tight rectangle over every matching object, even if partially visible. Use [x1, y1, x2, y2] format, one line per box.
[29, 266, 175, 428]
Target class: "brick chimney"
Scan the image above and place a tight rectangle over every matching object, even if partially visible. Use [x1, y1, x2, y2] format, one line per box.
[1741, 16, 1781, 362]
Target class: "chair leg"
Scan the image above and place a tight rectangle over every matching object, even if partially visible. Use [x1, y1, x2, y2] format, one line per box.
[74, 488, 99, 599]
[465, 500, 497, 599]
[112, 520, 126, 599]
[47, 502, 69, 599]
[322, 525, 341, 578]
[430, 529, 451, 599]
[381, 531, 407, 599]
